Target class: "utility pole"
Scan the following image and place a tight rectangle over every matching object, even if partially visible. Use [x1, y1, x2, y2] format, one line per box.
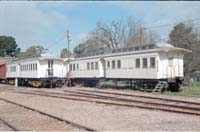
[67, 30, 71, 87]
[139, 28, 144, 45]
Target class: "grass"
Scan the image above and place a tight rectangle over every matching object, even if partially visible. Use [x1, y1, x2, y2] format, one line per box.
[164, 84, 200, 98]
[100, 81, 200, 98]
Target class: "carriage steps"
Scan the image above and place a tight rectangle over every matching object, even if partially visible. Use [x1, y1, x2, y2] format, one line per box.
[153, 81, 168, 93]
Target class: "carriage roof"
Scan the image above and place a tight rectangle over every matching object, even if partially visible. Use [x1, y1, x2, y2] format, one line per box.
[71, 43, 191, 61]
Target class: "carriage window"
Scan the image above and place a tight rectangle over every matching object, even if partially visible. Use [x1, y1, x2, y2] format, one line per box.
[107, 61, 110, 68]
[77, 64, 79, 70]
[48, 60, 53, 69]
[87, 63, 90, 70]
[69, 64, 72, 71]
[10, 66, 16, 72]
[169, 57, 173, 67]
[95, 62, 98, 70]
[136, 59, 140, 68]
[73, 64, 76, 71]
[150, 57, 155, 68]
[117, 60, 121, 69]
[35, 64, 37, 70]
[91, 62, 94, 70]
[112, 60, 115, 69]
[143, 58, 148, 68]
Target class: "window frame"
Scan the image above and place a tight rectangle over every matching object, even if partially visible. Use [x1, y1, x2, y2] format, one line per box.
[112, 60, 115, 69]
[107, 61, 110, 69]
[95, 62, 98, 70]
[142, 58, 148, 69]
[87, 62, 90, 70]
[91, 62, 94, 70]
[117, 60, 121, 69]
[135, 58, 140, 68]
[150, 57, 156, 68]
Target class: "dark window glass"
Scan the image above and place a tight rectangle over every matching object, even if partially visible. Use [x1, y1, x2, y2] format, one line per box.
[117, 60, 121, 69]
[169, 57, 173, 67]
[87, 63, 90, 70]
[112, 60, 115, 69]
[73, 64, 76, 71]
[136, 59, 140, 68]
[95, 62, 98, 70]
[150, 57, 155, 68]
[143, 58, 148, 68]
[107, 61, 110, 68]
[48, 60, 53, 68]
[70, 64, 72, 71]
[35, 64, 37, 70]
[77, 64, 79, 70]
[91, 62, 94, 70]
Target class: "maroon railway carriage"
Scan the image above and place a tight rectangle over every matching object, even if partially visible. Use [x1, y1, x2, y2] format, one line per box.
[0, 57, 14, 83]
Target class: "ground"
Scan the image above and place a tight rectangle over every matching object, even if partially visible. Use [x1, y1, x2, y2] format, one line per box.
[0, 84, 200, 131]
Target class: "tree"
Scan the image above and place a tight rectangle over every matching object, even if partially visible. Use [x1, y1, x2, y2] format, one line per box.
[17, 45, 47, 58]
[169, 22, 199, 84]
[0, 35, 21, 57]
[73, 17, 160, 56]
[96, 19, 125, 49]
[60, 48, 71, 58]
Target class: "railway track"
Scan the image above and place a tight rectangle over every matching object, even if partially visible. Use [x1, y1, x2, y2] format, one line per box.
[62, 90, 200, 111]
[3, 88, 200, 117]
[0, 118, 18, 131]
[79, 89, 200, 106]
[0, 96, 96, 131]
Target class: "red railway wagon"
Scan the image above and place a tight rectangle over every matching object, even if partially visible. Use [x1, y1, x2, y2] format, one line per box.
[0, 63, 6, 81]
[0, 57, 14, 83]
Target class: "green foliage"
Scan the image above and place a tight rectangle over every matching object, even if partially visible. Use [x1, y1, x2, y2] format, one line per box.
[0, 35, 21, 57]
[60, 48, 71, 58]
[164, 84, 200, 98]
[169, 22, 199, 84]
[17, 45, 47, 58]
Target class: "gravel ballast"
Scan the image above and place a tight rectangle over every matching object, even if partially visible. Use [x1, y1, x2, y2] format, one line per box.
[0, 87, 200, 131]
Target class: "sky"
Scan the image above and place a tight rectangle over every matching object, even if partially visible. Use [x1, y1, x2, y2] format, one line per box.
[1, 1, 200, 56]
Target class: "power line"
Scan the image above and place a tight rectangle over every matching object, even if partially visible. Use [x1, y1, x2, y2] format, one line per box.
[144, 17, 200, 30]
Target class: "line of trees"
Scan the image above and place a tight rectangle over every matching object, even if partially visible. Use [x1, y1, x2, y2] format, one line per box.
[0, 36, 48, 58]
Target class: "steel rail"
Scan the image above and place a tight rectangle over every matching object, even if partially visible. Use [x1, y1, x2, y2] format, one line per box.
[11, 91, 200, 117]
[0, 97, 96, 131]
[16, 89, 200, 112]
[79, 89, 200, 106]
[0, 118, 18, 131]
[62, 90, 200, 111]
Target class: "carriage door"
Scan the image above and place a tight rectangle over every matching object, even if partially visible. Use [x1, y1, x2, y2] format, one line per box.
[100, 58, 106, 78]
[48, 60, 53, 77]
[168, 57, 174, 79]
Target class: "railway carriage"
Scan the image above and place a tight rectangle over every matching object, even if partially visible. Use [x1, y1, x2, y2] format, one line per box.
[66, 43, 190, 91]
[6, 55, 66, 87]
[0, 57, 14, 83]
[65, 58, 105, 86]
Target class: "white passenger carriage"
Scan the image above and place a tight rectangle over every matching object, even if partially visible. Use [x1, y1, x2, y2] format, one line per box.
[7, 55, 66, 87]
[66, 43, 190, 91]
